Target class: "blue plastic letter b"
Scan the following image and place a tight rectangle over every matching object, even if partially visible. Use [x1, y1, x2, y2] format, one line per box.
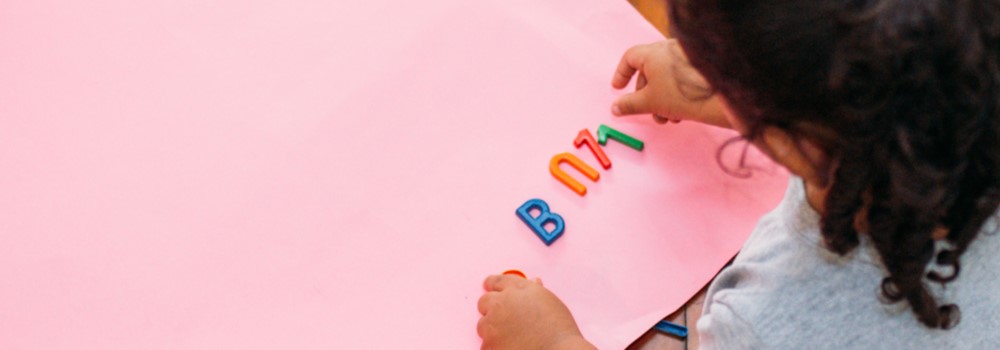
[515, 198, 565, 246]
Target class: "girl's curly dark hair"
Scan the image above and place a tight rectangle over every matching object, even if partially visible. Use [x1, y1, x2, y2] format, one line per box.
[668, 0, 1000, 329]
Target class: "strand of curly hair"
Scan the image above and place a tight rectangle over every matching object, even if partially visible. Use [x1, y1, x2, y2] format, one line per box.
[669, 0, 1000, 329]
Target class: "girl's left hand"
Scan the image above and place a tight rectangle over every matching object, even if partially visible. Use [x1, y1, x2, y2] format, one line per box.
[477, 274, 596, 350]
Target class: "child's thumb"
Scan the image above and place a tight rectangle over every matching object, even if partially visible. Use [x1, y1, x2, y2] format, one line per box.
[612, 92, 650, 116]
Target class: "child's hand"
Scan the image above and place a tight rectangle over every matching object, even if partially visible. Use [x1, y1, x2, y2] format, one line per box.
[477, 274, 596, 350]
[612, 39, 731, 129]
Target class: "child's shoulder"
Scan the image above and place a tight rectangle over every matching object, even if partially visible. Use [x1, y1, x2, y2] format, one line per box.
[733, 177, 855, 270]
[699, 178, 1000, 349]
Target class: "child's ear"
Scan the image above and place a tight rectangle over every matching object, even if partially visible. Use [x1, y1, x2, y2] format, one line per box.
[796, 136, 834, 188]
[760, 127, 833, 188]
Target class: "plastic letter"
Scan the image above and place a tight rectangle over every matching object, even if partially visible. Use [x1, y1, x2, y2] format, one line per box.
[515, 198, 565, 246]
[574, 128, 611, 169]
[597, 124, 644, 151]
[550, 152, 599, 196]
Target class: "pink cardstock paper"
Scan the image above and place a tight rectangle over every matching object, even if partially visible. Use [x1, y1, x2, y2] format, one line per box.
[0, 0, 788, 348]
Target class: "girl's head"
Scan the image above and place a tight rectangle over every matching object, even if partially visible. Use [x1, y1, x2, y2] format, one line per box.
[669, 0, 1000, 329]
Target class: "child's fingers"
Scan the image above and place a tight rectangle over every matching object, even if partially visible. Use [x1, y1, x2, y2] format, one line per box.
[476, 314, 492, 338]
[612, 90, 651, 116]
[478, 291, 498, 315]
[612, 45, 648, 89]
[636, 72, 647, 91]
[483, 274, 520, 292]
[612, 61, 637, 89]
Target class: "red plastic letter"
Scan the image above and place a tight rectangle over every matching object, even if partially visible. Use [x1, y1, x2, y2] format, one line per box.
[574, 128, 611, 170]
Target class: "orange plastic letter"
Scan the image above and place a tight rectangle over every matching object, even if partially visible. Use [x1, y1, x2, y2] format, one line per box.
[574, 128, 611, 169]
[550, 152, 600, 196]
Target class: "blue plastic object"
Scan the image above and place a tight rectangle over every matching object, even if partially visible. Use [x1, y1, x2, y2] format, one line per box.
[515, 198, 565, 246]
[653, 320, 688, 339]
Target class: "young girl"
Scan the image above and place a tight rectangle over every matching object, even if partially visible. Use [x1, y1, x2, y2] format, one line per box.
[477, 0, 1000, 348]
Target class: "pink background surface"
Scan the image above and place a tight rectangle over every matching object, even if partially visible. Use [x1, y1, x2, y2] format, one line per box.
[0, 0, 788, 348]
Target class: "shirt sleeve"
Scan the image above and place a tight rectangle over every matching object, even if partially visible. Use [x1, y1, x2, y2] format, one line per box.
[697, 291, 764, 350]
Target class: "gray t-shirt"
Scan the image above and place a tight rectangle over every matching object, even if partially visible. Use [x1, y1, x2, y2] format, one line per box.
[697, 178, 1000, 349]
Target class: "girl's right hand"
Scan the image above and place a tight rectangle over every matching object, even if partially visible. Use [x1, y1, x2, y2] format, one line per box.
[477, 274, 595, 350]
[611, 40, 731, 129]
